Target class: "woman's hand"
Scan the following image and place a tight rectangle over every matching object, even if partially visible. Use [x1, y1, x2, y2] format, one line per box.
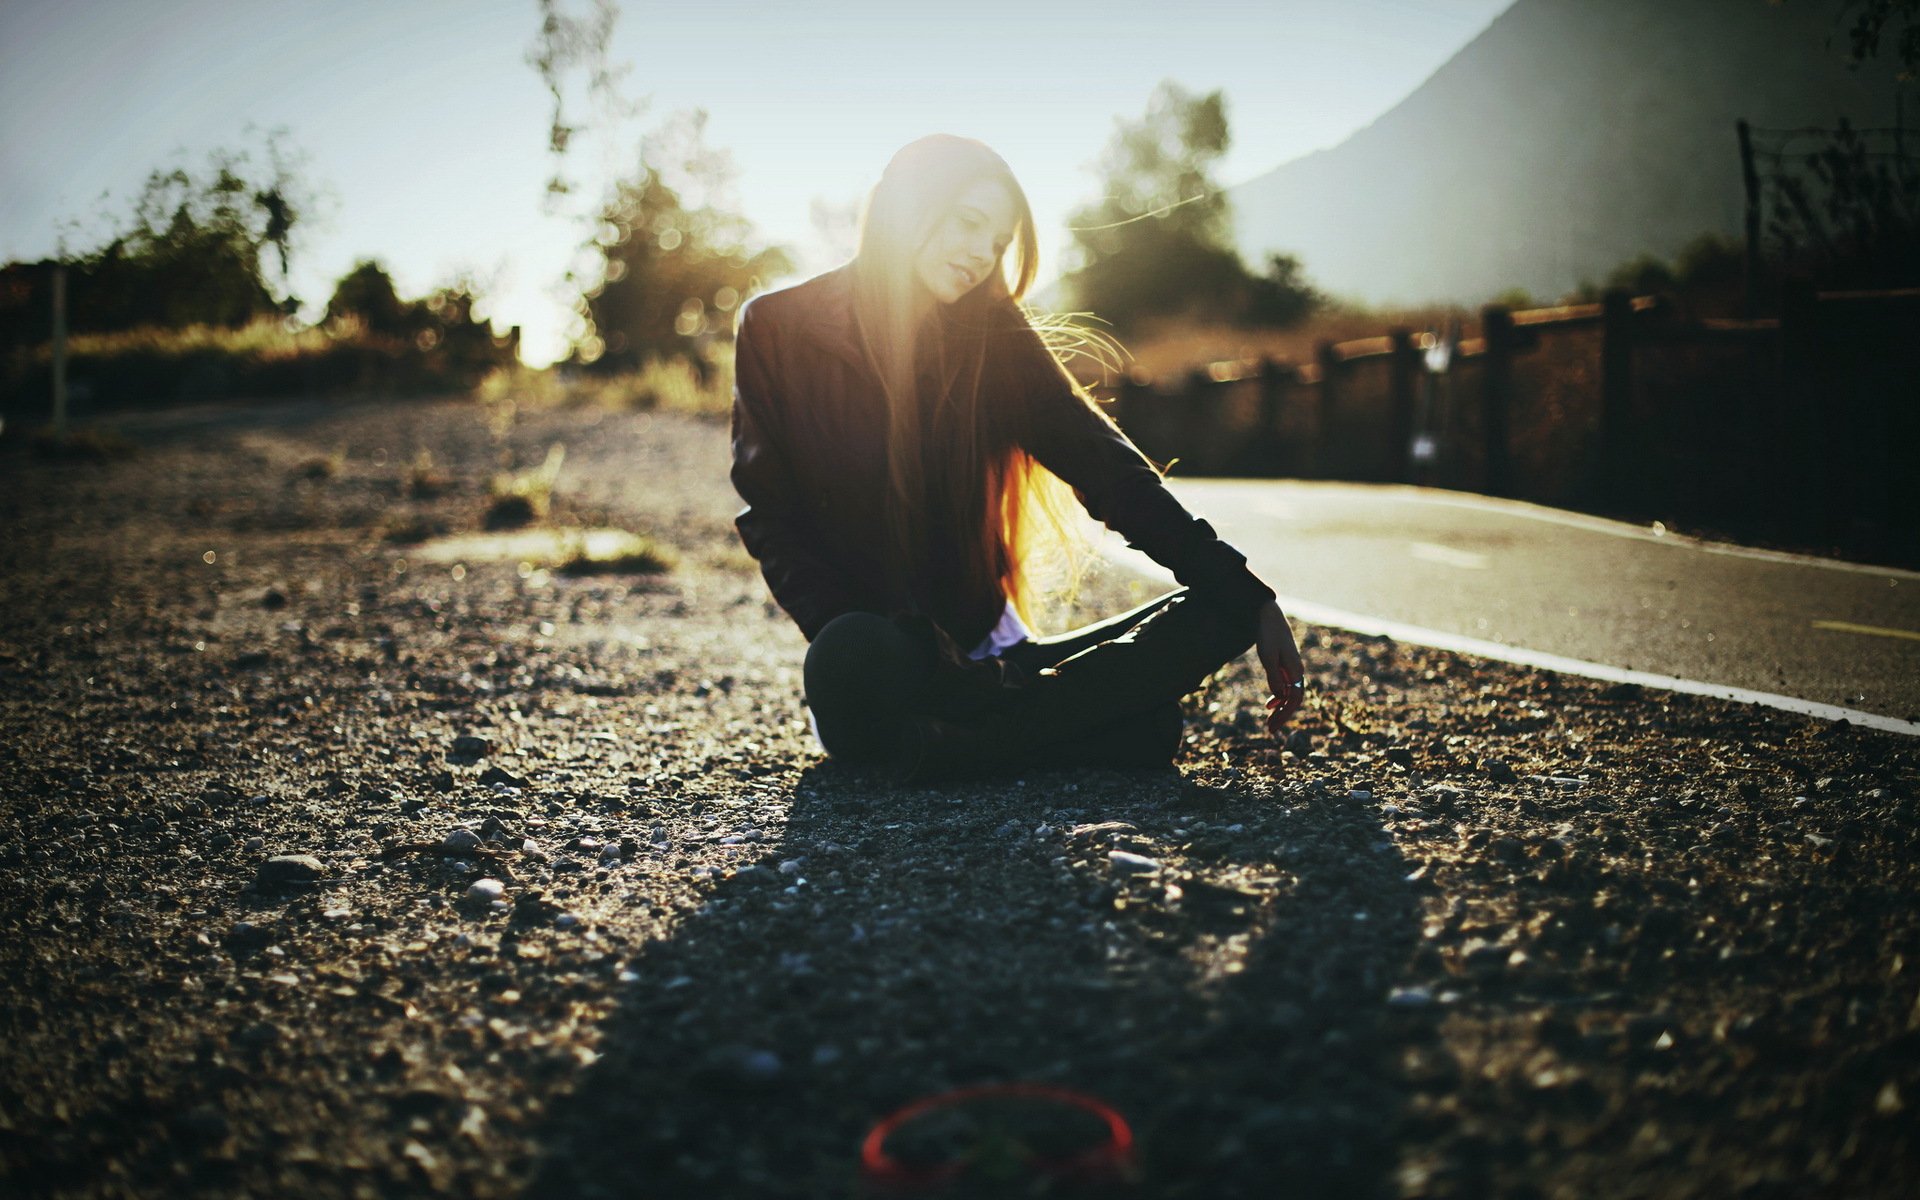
[1256, 600, 1307, 735]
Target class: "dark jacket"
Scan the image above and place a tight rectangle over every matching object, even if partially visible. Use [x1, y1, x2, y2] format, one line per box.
[729, 264, 1274, 651]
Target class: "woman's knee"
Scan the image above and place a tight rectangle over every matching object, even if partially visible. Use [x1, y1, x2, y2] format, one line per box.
[804, 612, 933, 759]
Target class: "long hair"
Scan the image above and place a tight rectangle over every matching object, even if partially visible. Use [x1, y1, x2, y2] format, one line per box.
[849, 134, 1091, 632]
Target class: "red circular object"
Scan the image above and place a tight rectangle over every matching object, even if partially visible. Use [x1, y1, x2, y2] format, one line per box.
[860, 1082, 1133, 1190]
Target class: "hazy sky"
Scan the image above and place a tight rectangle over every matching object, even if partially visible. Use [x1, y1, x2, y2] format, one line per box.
[1, 0, 1512, 364]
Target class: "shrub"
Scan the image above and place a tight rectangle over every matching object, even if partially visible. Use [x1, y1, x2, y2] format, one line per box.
[557, 529, 675, 576]
[1, 315, 514, 416]
[485, 443, 566, 529]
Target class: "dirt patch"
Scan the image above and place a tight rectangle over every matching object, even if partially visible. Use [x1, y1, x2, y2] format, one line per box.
[1, 397, 1915, 1198]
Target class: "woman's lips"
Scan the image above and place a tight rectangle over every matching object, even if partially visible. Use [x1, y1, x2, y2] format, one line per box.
[950, 265, 973, 289]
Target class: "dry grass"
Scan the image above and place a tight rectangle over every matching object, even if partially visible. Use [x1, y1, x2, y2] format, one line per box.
[474, 348, 736, 418]
[475, 363, 572, 410]
[47, 317, 333, 363]
[1108, 305, 1474, 384]
[20, 425, 138, 462]
[408, 448, 454, 499]
[297, 445, 347, 481]
[4, 315, 513, 411]
[485, 443, 566, 530]
[378, 512, 448, 544]
[406, 526, 677, 576]
[556, 529, 676, 576]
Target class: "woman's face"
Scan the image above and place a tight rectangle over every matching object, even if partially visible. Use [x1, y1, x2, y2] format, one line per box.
[912, 178, 1017, 305]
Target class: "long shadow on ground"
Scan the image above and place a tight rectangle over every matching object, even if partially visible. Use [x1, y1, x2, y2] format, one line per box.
[527, 755, 1423, 1198]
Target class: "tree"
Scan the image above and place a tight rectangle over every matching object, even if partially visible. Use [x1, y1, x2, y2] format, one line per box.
[322, 259, 511, 375]
[1247, 253, 1324, 327]
[571, 111, 790, 370]
[1744, 4, 1920, 288]
[1836, 0, 1920, 75]
[527, 0, 639, 205]
[56, 132, 315, 334]
[1063, 82, 1319, 331]
[1766, 117, 1920, 286]
[324, 260, 411, 336]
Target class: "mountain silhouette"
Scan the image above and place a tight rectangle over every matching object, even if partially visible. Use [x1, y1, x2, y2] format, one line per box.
[1230, 0, 1906, 305]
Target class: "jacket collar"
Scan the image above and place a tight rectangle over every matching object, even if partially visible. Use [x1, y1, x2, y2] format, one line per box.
[780, 262, 1013, 381]
[786, 262, 870, 372]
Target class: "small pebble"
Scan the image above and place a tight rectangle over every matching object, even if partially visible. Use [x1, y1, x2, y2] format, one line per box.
[465, 878, 505, 905]
[735, 1049, 782, 1081]
[1387, 986, 1434, 1008]
[257, 854, 324, 884]
[171, 1104, 230, 1143]
[1875, 1081, 1903, 1115]
[479, 765, 527, 789]
[442, 828, 482, 854]
[1108, 850, 1161, 875]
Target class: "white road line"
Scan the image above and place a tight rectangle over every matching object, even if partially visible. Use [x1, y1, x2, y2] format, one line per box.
[1109, 545, 1920, 738]
[1269, 593, 1920, 737]
[1409, 541, 1489, 570]
[1812, 619, 1920, 643]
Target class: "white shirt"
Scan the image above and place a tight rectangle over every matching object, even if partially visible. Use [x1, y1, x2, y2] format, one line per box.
[967, 599, 1032, 661]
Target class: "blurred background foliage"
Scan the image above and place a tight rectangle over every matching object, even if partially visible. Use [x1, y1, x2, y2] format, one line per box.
[1, 135, 308, 353]
[2, 0, 1913, 429]
[566, 110, 791, 377]
[1763, 116, 1920, 289]
[1062, 82, 1324, 335]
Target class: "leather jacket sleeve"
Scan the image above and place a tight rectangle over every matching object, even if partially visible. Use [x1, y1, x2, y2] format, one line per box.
[1000, 319, 1277, 617]
[729, 301, 862, 641]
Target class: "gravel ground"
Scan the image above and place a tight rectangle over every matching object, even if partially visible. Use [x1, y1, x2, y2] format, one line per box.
[2, 396, 1916, 1199]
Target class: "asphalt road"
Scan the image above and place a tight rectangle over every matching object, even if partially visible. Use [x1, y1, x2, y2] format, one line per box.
[1153, 479, 1920, 726]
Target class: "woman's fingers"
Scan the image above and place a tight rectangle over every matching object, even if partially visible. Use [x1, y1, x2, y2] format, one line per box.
[1265, 675, 1304, 735]
[1268, 687, 1303, 731]
[1255, 600, 1308, 737]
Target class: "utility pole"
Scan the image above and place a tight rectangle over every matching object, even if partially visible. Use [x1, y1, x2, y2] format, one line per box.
[52, 263, 69, 438]
[1737, 119, 1761, 318]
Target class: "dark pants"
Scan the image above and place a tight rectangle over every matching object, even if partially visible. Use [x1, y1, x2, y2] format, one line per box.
[803, 589, 1257, 771]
